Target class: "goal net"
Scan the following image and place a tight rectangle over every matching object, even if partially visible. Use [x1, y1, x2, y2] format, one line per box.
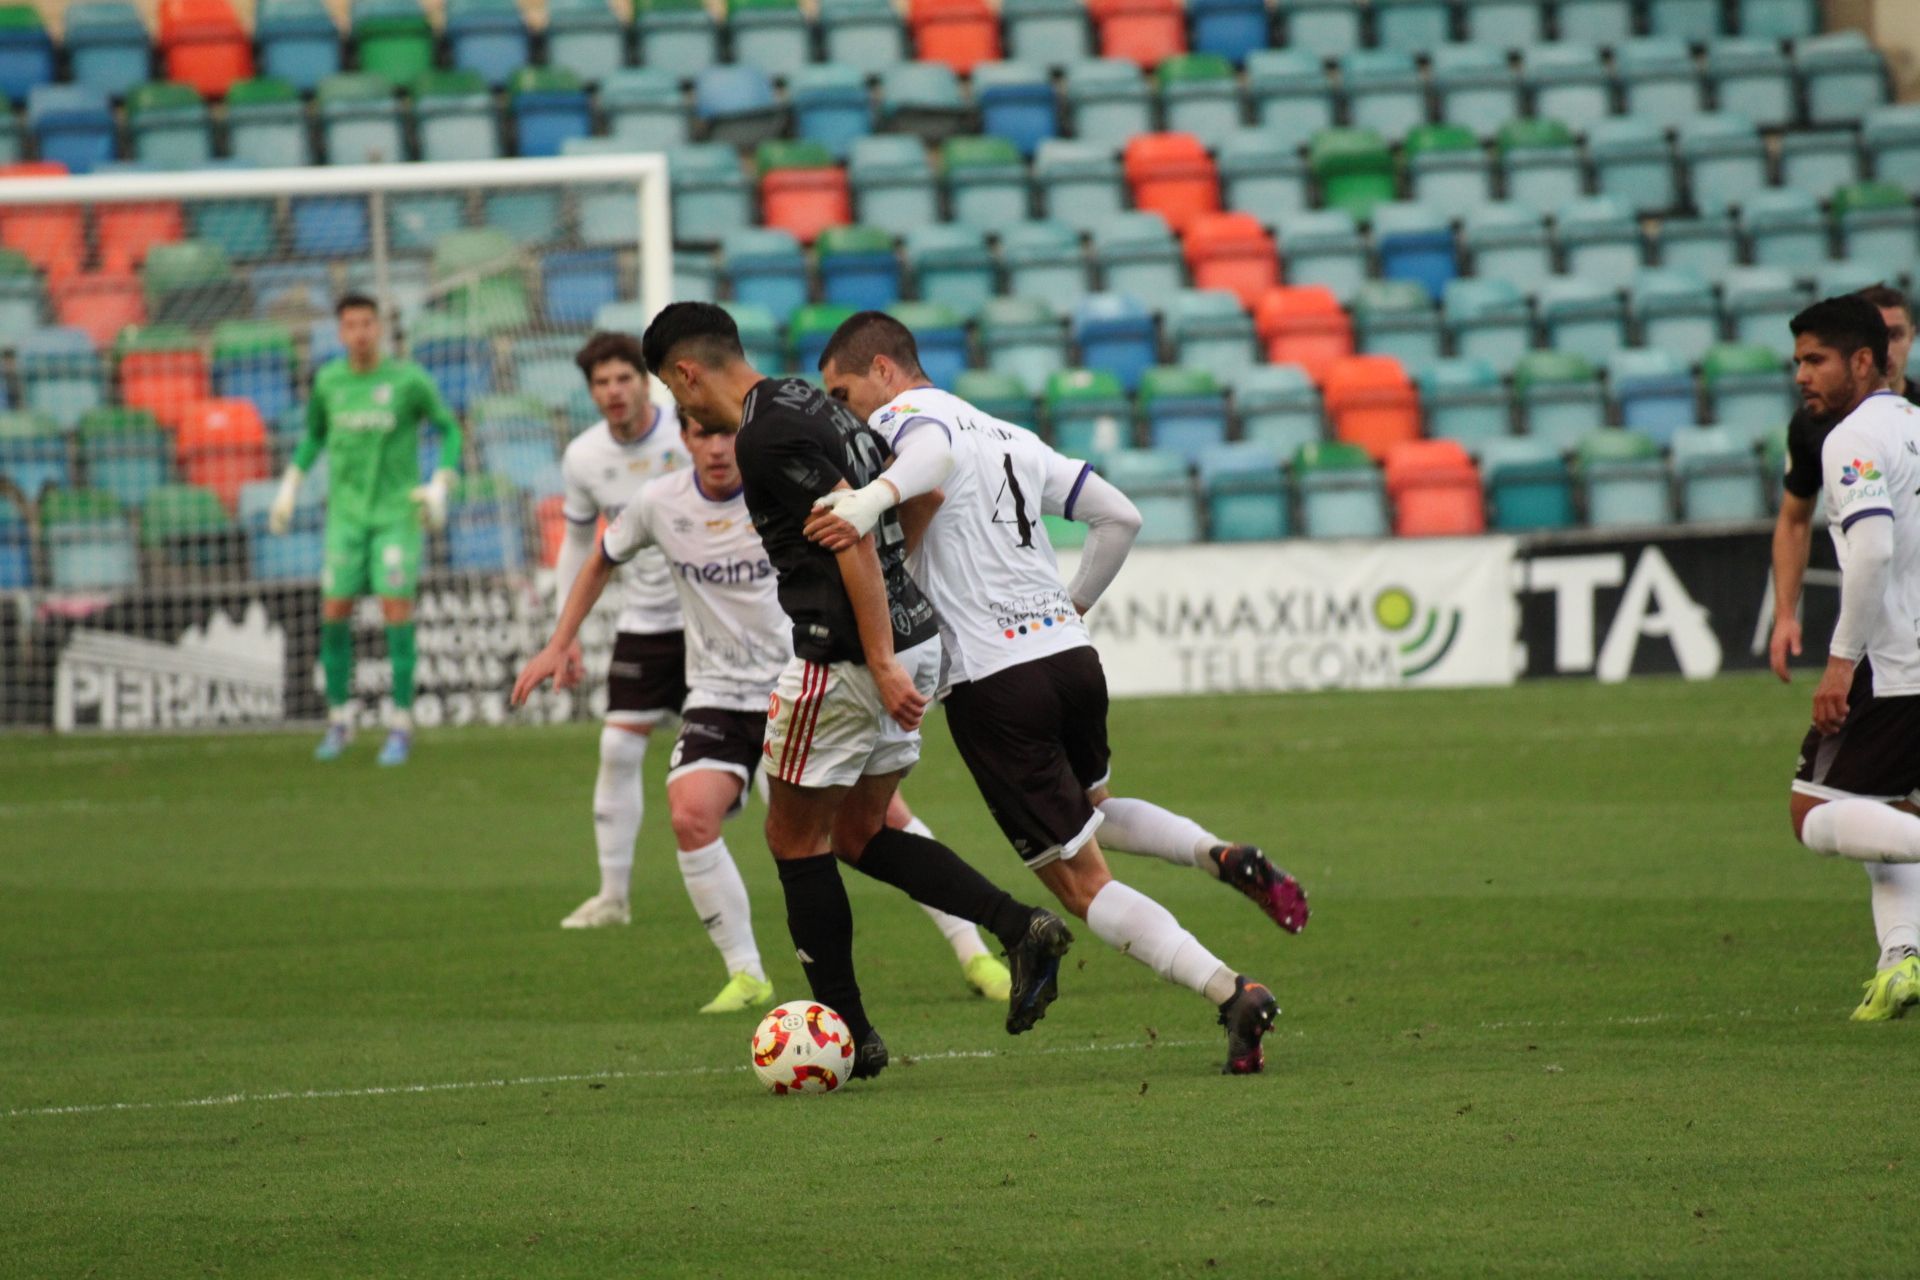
[0, 154, 673, 734]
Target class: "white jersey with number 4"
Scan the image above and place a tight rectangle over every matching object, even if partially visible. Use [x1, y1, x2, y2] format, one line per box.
[561, 409, 685, 636]
[869, 387, 1095, 692]
[1821, 389, 1920, 696]
[600, 468, 792, 712]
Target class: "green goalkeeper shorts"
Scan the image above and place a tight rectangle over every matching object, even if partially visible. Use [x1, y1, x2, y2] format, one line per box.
[322, 518, 422, 600]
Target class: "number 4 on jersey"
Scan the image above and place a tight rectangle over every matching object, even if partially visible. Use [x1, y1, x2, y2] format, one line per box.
[993, 453, 1035, 548]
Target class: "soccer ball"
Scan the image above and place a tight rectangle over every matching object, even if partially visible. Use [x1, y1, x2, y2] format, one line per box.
[751, 1002, 855, 1095]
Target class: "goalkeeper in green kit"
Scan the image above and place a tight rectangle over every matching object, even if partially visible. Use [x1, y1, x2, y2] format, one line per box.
[268, 294, 463, 766]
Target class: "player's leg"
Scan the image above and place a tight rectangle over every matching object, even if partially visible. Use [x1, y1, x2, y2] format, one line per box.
[370, 521, 424, 766]
[886, 792, 1011, 1000]
[665, 709, 775, 1012]
[314, 521, 370, 760]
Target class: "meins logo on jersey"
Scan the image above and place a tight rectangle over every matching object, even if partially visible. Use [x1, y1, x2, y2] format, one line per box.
[673, 556, 774, 585]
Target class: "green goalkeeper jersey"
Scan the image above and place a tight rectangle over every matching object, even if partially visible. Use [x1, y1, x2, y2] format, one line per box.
[293, 357, 463, 527]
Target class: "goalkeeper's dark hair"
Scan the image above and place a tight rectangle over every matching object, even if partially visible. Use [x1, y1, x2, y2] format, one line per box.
[640, 302, 745, 376]
[1791, 295, 1891, 373]
[818, 310, 925, 378]
[335, 292, 379, 318]
[1856, 283, 1915, 322]
[574, 331, 648, 382]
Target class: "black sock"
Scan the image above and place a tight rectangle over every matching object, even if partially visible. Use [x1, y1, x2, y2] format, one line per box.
[775, 854, 871, 1042]
[854, 828, 1034, 953]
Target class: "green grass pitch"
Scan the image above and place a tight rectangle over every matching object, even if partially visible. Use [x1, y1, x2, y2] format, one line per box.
[4, 674, 1917, 1277]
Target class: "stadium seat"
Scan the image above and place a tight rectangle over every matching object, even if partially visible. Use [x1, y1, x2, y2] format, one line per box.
[954, 369, 1035, 427]
[1246, 49, 1334, 151]
[1035, 140, 1127, 234]
[1294, 439, 1387, 538]
[1671, 425, 1765, 522]
[447, 474, 525, 573]
[1323, 354, 1418, 459]
[410, 313, 495, 414]
[1166, 289, 1258, 388]
[1443, 277, 1530, 375]
[42, 487, 137, 589]
[1235, 363, 1322, 455]
[146, 240, 249, 327]
[1524, 46, 1612, 137]
[1309, 129, 1395, 222]
[1459, 0, 1544, 47]
[511, 67, 591, 158]
[1065, 59, 1154, 151]
[78, 407, 170, 511]
[1431, 45, 1519, 140]
[1780, 128, 1863, 207]
[817, 225, 901, 310]
[1217, 128, 1309, 221]
[316, 72, 406, 165]
[256, 0, 341, 93]
[0, 495, 32, 587]
[1704, 38, 1795, 131]
[241, 474, 325, 579]
[944, 135, 1031, 227]
[0, 163, 86, 286]
[210, 320, 297, 425]
[1589, 117, 1675, 217]
[1608, 348, 1697, 442]
[547, 0, 629, 85]
[1658, 214, 1739, 281]
[696, 65, 785, 150]
[1558, 0, 1633, 42]
[18, 328, 104, 427]
[412, 69, 500, 162]
[910, 0, 1001, 74]
[1372, 202, 1457, 303]
[1002, 219, 1090, 301]
[1515, 350, 1606, 450]
[1462, 204, 1551, 288]
[351, 6, 433, 86]
[1089, 0, 1185, 69]
[1417, 357, 1509, 447]
[141, 481, 237, 569]
[1276, 209, 1367, 302]
[1577, 428, 1670, 527]
[786, 303, 856, 373]
[1677, 115, 1768, 218]
[30, 86, 117, 174]
[638, 0, 720, 77]
[1072, 292, 1157, 393]
[124, 81, 213, 168]
[1406, 124, 1492, 222]
[667, 144, 753, 245]
[1833, 182, 1919, 274]
[1864, 106, 1920, 198]
[849, 135, 938, 238]
[1139, 365, 1228, 460]
[791, 64, 874, 161]
[1741, 0, 1819, 39]
[820, 0, 907, 73]
[1198, 442, 1287, 540]
[970, 64, 1055, 160]
[600, 69, 689, 153]
[1742, 190, 1829, 271]
[723, 300, 785, 370]
[886, 300, 966, 386]
[54, 270, 142, 345]
[1280, 0, 1363, 58]
[175, 398, 270, 512]
[1003, 0, 1092, 69]
[1498, 118, 1584, 216]
[446, 0, 531, 87]
[1045, 367, 1133, 456]
[1158, 53, 1242, 148]
[226, 77, 312, 167]
[1182, 212, 1279, 311]
[877, 61, 971, 142]
[0, 4, 51, 102]
[1618, 38, 1704, 133]
[1536, 276, 1626, 362]
[1340, 49, 1425, 144]
[1480, 437, 1574, 531]
[1703, 342, 1795, 436]
[1648, 0, 1720, 40]
[1797, 31, 1889, 128]
[1373, 0, 1449, 51]
[96, 199, 183, 274]
[1352, 279, 1441, 368]
[0, 408, 67, 496]
[1091, 212, 1182, 301]
[67, 2, 154, 99]
[1630, 269, 1721, 369]
[1101, 447, 1200, 544]
[1257, 284, 1352, 382]
[160, 0, 252, 98]
[1559, 198, 1645, 282]
[1384, 438, 1484, 537]
[760, 149, 851, 246]
[0, 247, 43, 345]
[1188, 0, 1267, 66]
[730, 0, 813, 79]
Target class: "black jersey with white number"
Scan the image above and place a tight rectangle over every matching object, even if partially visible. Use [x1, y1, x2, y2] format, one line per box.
[734, 377, 938, 665]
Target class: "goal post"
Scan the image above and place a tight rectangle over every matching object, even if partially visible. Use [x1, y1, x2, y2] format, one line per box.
[0, 154, 675, 734]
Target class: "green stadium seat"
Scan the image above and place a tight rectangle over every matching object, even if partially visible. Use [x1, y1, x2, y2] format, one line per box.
[352, 9, 434, 86]
[1309, 128, 1395, 221]
[788, 303, 858, 373]
[139, 482, 232, 573]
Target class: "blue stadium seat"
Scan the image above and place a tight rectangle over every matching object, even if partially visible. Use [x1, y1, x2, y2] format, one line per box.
[1245, 49, 1333, 151]
[1723, 267, 1809, 360]
[448, 480, 527, 572]
[675, 249, 720, 304]
[1705, 38, 1795, 130]
[1418, 357, 1509, 447]
[1864, 105, 1920, 198]
[1608, 348, 1697, 440]
[722, 227, 809, 325]
[907, 222, 997, 319]
[1140, 366, 1230, 461]
[1340, 49, 1425, 143]
[818, 226, 901, 310]
[257, 0, 342, 93]
[1065, 59, 1152, 152]
[1235, 363, 1323, 456]
[1092, 212, 1183, 302]
[1218, 128, 1309, 220]
[1589, 116, 1675, 217]
[1537, 275, 1627, 361]
[790, 63, 874, 161]
[601, 68, 689, 151]
[1167, 289, 1258, 389]
[1480, 437, 1574, 531]
[1558, 198, 1645, 281]
[820, 0, 907, 74]
[1035, 140, 1127, 234]
[547, 0, 629, 85]
[982, 296, 1069, 394]
[1002, 0, 1091, 69]
[1742, 189, 1829, 270]
[1278, 209, 1367, 302]
[29, 85, 116, 174]
[18, 328, 101, 426]
[65, 2, 152, 99]
[1431, 45, 1518, 140]
[849, 134, 938, 237]
[1524, 45, 1612, 135]
[1617, 38, 1704, 133]
[1072, 293, 1157, 393]
[1678, 115, 1767, 218]
[1797, 31, 1889, 128]
[542, 249, 620, 328]
[974, 61, 1057, 158]
[82, 412, 172, 516]
[1463, 203, 1552, 286]
[1444, 277, 1531, 375]
[240, 477, 325, 580]
[447, 0, 531, 87]
[1189, 0, 1268, 66]
[512, 68, 591, 157]
[209, 330, 295, 426]
[1001, 219, 1090, 302]
[0, 411, 68, 498]
[1279, 0, 1363, 58]
[695, 65, 785, 149]
[888, 301, 966, 386]
[1371, 202, 1457, 303]
[1631, 269, 1721, 368]
[1672, 425, 1765, 522]
[0, 7, 54, 101]
[1200, 441, 1288, 541]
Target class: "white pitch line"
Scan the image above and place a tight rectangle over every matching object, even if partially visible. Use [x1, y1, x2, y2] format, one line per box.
[3, 1038, 1209, 1120]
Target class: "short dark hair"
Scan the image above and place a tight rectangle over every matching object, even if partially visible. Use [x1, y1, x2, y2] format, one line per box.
[335, 292, 379, 318]
[574, 331, 648, 382]
[1855, 283, 1915, 322]
[818, 310, 926, 377]
[640, 302, 744, 376]
[1791, 295, 1891, 373]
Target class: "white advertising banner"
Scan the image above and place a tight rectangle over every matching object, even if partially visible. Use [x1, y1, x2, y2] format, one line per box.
[1062, 538, 1520, 697]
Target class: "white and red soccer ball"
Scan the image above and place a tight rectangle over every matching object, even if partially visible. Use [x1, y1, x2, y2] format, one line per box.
[751, 1002, 854, 1095]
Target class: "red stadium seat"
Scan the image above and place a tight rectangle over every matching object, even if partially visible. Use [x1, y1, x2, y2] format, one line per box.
[1255, 285, 1352, 383]
[96, 202, 186, 274]
[121, 341, 210, 431]
[1324, 354, 1421, 461]
[1385, 438, 1485, 536]
[761, 166, 851, 245]
[909, 0, 1003, 74]
[1089, 0, 1187, 68]
[55, 272, 146, 347]
[176, 398, 270, 511]
[159, 0, 253, 98]
[1183, 212, 1279, 310]
[0, 162, 84, 285]
[1122, 132, 1219, 233]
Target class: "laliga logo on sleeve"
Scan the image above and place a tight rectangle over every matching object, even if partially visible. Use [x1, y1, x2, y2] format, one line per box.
[1841, 459, 1881, 486]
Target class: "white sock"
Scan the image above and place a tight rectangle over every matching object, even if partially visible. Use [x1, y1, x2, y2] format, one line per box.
[902, 816, 989, 963]
[1085, 879, 1239, 1005]
[1866, 861, 1920, 968]
[329, 703, 354, 727]
[1801, 800, 1920, 863]
[386, 706, 413, 732]
[677, 837, 765, 980]
[593, 725, 648, 900]
[1095, 797, 1220, 874]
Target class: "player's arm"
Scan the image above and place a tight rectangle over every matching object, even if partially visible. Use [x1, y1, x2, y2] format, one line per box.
[1813, 429, 1893, 734]
[1043, 451, 1142, 614]
[833, 515, 928, 731]
[270, 393, 329, 534]
[547, 453, 601, 683]
[805, 418, 953, 548]
[410, 366, 464, 531]
[1770, 490, 1817, 681]
[513, 498, 654, 706]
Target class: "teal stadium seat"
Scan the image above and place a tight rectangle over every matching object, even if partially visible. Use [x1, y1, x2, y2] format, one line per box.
[601, 69, 690, 152]
[1463, 203, 1552, 286]
[1280, 0, 1363, 58]
[1779, 128, 1863, 204]
[1459, 0, 1544, 47]
[1352, 279, 1441, 368]
[878, 61, 970, 143]
[1705, 38, 1795, 130]
[1797, 31, 1888, 128]
[1480, 437, 1574, 531]
[1092, 212, 1182, 301]
[982, 296, 1070, 395]
[1444, 277, 1531, 375]
[1499, 118, 1585, 216]
[1166, 289, 1258, 389]
[1246, 49, 1334, 151]
[1065, 59, 1153, 152]
[546, 0, 628, 85]
[1537, 275, 1627, 362]
[1631, 269, 1722, 368]
[1418, 357, 1510, 447]
[907, 222, 997, 320]
[1516, 351, 1607, 451]
[1277, 209, 1368, 302]
[1217, 129, 1310, 220]
[1579, 429, 1671, 528]
[1558, 0, 1633, 43]
[1234, 364, 1323, 456]
[1406, 124, 1493, 221]
[1045, 368, 1134, 457]
[821, 0, 908, 74]
[1864, 106, 1920, 198]
[729, 0, 813, 81]
[1678, 115, 1768, 218]
[1001, 220, 1091, 302]
[1199, 442, 1288, 541]
[1742, 190, 1829, 271]
[1294, 439, 1388, 539]
[1558, 197, 1645, 281]
[1101, 447, 1200, 545]
[943, 135, 1031, 229]
[1704, 342, 1795, 438]
[1002, 0, 1092, 70]
[1373, 0, 1451, 52]
[1035, 140, 1127, 234]
[1431, 45, 1519, 140]
[638, 0, 720, 79]
[1340, 49, 1425, 144]
[667, 144, 753, 246]
[1525, 45, 1612, 135]
[415, 69, 501, 162]
[1649, 0, 1722, 41]
[127, 81, 213, 168]
[1589, 116, 1675, 217]
[955, 369, 1036, 426]
[1671, 425, 1766, 522]
[1617, 38, 1704, 134]
[849, 134, 938, 237]
[1659, 214, 1739, 281]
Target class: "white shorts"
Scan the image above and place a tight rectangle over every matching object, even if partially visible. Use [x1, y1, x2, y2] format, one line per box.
[763, 639, 942, 790]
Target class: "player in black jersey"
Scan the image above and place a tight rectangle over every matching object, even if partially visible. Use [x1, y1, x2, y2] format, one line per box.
[639, 303, 1072, 1079]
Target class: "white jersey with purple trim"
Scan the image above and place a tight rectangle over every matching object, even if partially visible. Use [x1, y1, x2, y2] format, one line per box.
[600, 468, 792, 713]
[560, 409, 685, 635]
[1820, 389, 1920, 697]
[870, 386, 1094, 693]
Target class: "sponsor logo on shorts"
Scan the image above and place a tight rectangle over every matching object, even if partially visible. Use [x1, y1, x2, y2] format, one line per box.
[1842, 458, 1881, 486]
[768, 692, 781, 721]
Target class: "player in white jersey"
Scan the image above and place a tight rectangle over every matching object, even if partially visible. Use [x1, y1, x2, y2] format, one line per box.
[1784, 297, 1920, 1020]
[513, 405, 1013, 1011]
[550, 333, 691, 932]
[810, 312, 1308, 1073]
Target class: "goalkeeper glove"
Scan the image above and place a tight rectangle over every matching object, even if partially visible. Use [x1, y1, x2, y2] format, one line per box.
[412, 468, 455, 531]
[268, 465, 303, 535]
